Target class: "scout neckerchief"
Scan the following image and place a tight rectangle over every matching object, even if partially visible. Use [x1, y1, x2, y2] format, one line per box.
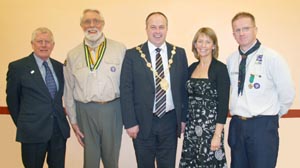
[238, 39, 261, 95]
[84, 38, 107, 71]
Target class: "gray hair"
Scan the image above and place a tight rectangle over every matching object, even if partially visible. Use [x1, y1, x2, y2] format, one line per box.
[31, 27, 54, 42]
[80, 9, 105, 25]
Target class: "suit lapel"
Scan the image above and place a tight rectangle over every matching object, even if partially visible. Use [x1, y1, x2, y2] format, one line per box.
[166, 42, 176, 85]
[50, 59, 63, 100]
[141, 43, 155, 88]
[26, 54, 52, 98]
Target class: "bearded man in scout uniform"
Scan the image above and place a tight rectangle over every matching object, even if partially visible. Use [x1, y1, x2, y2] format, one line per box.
[64, 9, 126, 168]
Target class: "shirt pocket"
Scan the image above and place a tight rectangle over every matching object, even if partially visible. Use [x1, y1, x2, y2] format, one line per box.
[104, 62, 121, 97]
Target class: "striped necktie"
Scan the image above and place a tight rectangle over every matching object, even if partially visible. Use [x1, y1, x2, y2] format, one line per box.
[43, 61, 57, 99]
[154, 48, 166, 118]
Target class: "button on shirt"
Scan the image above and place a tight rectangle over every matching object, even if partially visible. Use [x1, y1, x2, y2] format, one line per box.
[148, 41, 175, 112]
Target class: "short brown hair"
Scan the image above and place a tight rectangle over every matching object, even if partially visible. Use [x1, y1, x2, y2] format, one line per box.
[232, 12, 256, 26]
[145, 12, 168, 27]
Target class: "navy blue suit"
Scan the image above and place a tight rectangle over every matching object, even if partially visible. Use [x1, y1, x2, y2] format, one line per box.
[6, 53, 70, 168]
[120, 42, 188, 167]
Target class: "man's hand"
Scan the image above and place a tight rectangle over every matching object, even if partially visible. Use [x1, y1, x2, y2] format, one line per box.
[126, 125, 139, 139]
[71, 123, 85, 147]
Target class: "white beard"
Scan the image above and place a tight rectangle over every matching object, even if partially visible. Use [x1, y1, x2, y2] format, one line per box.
[84, 29, 102, 41]
[84, 28, 103, 48]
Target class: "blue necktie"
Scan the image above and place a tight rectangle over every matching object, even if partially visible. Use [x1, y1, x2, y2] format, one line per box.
[154, 48, 166, 118]
[43, 61, 57, 99]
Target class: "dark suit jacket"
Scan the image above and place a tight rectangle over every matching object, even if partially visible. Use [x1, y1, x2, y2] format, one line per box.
[6, 53, 70, 143]
[120, 42, 188, 138]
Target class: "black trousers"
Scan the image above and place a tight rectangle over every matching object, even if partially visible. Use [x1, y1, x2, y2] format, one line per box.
[21, 118, 67, 168]
[133, 110, 178, 168]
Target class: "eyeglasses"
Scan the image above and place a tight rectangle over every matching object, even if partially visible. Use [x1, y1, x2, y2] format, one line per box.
[82, 19, 103, 26]
[234, 26, 255, 34]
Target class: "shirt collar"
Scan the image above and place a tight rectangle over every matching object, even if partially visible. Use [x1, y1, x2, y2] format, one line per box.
[241, 40, 257, 53]
[33, 53, 50, 68]
[147, 41, 167, 54]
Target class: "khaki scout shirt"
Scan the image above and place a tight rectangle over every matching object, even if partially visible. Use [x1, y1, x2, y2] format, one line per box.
[64, 38, 126, 124]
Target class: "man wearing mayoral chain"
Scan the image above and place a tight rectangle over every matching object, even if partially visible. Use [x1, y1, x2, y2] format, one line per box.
[120, 11, 188, 168]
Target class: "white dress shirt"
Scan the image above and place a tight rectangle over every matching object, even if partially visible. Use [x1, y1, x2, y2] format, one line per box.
[148, 41, 175, 112]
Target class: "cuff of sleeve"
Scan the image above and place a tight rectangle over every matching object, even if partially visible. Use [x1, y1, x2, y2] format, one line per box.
[278, 108, 289, 118]
[68, 115, 77, 124]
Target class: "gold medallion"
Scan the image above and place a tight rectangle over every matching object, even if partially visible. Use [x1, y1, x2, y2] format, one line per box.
[248, 84, 253, 89]
[160, 78, 169, 91]
[135, 44, 176, 92]
[146, 63, 151, 68]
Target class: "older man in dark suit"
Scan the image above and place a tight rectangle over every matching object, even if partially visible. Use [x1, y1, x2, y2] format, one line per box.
[6, 27, 70, 168]
[120, 12, 188, 168]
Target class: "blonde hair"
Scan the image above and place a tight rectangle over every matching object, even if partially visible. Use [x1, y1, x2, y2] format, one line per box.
[192, 27, 219, 60]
